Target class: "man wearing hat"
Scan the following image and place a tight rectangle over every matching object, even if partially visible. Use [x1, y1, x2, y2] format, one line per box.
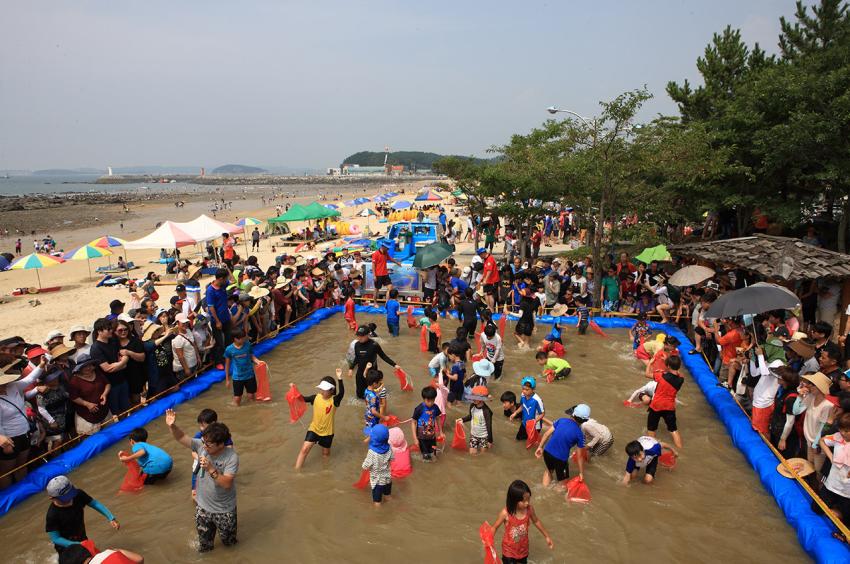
[478, 247, 499, 311]
[45, 329, 65, 350]
[371, 242, 401, 305]
[786, 339, 820, 376]
[44, 475, 119, 554]
[68, 325, 92, 361]
[106, 299, 125, 321]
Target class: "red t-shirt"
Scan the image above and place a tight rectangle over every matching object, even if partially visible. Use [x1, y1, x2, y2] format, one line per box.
[67, 374, 110, 423]
[482, 255, 499, 285]
[223, 238, 235, 260]
[372, 250, 389, 276]
[717, 329, 743, 365]
[650, 371, 684, 412]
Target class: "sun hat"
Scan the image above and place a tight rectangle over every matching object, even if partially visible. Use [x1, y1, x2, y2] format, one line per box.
[316, 380, 336, 391]
[462, 266, 471, 275]
[571, 404, 591, 419]
[154, 307, 169, 318]
[45, 329, 65, 343]
[0, 359, 28, 385]
[141, 321, 164, 341]
[26, 346, 48, 361]
[275, 277, 292, 289]
[472, 359, 495, 377]
[46, 475, 79, 503]
[187, 264, 202, 279]
[0, 336, 27, 348]
[468, 385, 490, 402]
[117, 313, 134, 323]
[776, 458, 815, 479]
[311, 267, 324, 277]
[550, 304, 569, 317]
[787, 340, 816, 360]
[802, 372, 832, 396]
[388, 426, 408, 450]
[68, 325, 90, 339]
[71, 355, 99, 374]
[48, 343, 74, 360]
[249, 286, 269, 299]
[521, 376, 536, 389]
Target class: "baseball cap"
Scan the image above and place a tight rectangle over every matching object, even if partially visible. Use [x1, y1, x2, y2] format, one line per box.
[117, 313, 134, 323]
[175, 313, 190, 324]
[572, 403, 591, 419]
[26, 346, 48, 360]
[316, 380, 336, 391]
[46, 475, 77, 502]
[109, 299, 125, 311]
[154, 307, 169, 318]
[356, 325, 370, 336]
[476, 247, 487, 254]
[175, 284, 186, 293]
[521, 376, 536, 389]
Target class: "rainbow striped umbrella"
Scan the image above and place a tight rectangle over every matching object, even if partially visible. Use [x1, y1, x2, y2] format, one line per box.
[236, 217, 262, 227]
[10, 253, 66, 288]
[64, 244, 113, 279]
[414, 190, 442, 201]
[89, 236, 127, 249]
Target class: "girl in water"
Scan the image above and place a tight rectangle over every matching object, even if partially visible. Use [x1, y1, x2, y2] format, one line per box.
[491, 479, 554, 563]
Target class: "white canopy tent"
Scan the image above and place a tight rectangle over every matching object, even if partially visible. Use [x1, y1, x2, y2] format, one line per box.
[177, 214, 241, 243]
[124, 221, 197, 250]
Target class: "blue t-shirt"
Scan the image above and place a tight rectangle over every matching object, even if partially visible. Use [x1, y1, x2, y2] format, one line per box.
[386, 299, 401, 324]
[364, 388, 381, 427]
[625, 436, 662, 473]
[520, 393, 544, 425]
[224, 342, 255, 381]
[543, 418, 585, 461]
[132, 441, 173, 475]
[546, 324, 562, 341]
[412, 402, 442, 439]
[205, 283, 231, 323]
[450, 277, 469, 294]
[450, 362, 466, 398]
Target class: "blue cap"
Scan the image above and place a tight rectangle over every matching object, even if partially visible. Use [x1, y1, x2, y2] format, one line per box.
[476, 247, 487, 254]
[572, 403, 591, 419]
[521, 376, 536, 389]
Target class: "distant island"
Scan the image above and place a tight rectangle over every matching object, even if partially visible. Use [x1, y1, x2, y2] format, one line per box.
[32, 168, 103, 176]
[212, 164, 268, 175]
[342, 151, 487, 170]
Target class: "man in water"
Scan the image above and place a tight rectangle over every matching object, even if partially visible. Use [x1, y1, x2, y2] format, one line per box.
[347, 325, 401, 398]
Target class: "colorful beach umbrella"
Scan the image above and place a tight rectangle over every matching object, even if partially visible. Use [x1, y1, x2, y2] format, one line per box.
[392, 200, 412, 210]
[344, 200, 358, 207]
[236, 217, 262, 227]
[415, 190, 442, 202]
[358, 208, 379, 217]
[323, 204, 339, 210]
[354, 197, 371, 205]
[89, 236, 127, 249]
[64, 244, 113, 279]
[372, 194, 390, 203]
[10, 253, 65, 288]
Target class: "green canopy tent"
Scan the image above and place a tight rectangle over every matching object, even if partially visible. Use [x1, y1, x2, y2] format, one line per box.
[268, 204, 310, 223]
[303, 201, 341, 219]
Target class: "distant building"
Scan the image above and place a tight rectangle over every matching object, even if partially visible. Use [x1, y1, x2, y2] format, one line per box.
[342, 164, 387, 176]
[326, 167, 342, 176]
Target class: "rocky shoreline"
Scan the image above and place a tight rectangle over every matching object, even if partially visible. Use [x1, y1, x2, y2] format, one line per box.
[96, 174, 442, 186]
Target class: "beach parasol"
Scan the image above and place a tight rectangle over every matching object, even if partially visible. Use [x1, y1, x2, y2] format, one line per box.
[236, 217, 263, 256]
[412, 242, 455, 270]
[10, 253, 65, 289]
[358, 208, 378, 217]
[385, 192, 398, 197]
[324, 204, 339, 210]
[372, 194, 390, 203]
[704, 282, 800, 319]
[415, 190, 443, 202]
[89, 235, 128, 270]
[392, 200, 412, 210]
[0, 256, 9, 271]
[635, 244, 671, 264]
[668, 265, 715, 287]
[64, 244, 113, 279]
[354, 197, 371, 205]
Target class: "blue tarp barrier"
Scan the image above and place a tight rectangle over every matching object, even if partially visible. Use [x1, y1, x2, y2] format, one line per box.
[0, 306, 339, 517]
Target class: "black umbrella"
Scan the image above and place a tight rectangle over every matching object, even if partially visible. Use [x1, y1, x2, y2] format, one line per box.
[704, 282, 800, 319]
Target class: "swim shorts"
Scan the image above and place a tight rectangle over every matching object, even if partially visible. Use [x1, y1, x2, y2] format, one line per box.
[304, 431, 334, 449]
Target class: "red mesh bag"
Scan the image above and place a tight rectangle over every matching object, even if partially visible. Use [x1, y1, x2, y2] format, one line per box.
[286, 385, 307, 423]
[479, 521, 498, 564]
[659, 451, 678, 469]
[254, 361, 272, 401]
[565, 475, 591, 504]
[525, 420, 540, 449]
[544, 369, 555, 384]
[471, 353, 484, 362]
[353, 468, 370, 489]
[118, 451, 146, 492]
[406, 305, 417, 328]
[589, 320, 608, 338]
[394, 367, 413, 391]
[419, 325, 428, 352]
[451, 420, 467, 450]
[498, 315, 506, 338]
[382, 414, 400, 426]
[570, 448, 589, 464]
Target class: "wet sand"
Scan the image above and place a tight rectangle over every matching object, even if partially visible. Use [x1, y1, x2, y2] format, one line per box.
[1, 315, 808, 563]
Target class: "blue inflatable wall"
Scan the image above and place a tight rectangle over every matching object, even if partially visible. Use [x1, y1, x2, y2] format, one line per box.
[1, 305, 847, 561]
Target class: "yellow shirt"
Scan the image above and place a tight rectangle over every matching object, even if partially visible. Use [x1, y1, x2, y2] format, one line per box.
[545, 357, 571, 372]
[308, 393, 337, 436]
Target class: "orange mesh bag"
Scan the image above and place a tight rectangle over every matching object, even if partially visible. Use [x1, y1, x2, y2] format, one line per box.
[451, 420, 467, 450]
[394, 367, 413, 391]
[525, 420, 540, 449]
[659, 451, 678, 469]
[565, 475, 591, 504]
[353, 468, 370, 489]
[118, 451, 146, 492]
[419, 325, 428, 352]
[286, 385, 307, 423]
[254, 361, 272, 401]
[479, 521, 498, 564]
[406, 305, 417, 328]
[498, 315, 506, 338]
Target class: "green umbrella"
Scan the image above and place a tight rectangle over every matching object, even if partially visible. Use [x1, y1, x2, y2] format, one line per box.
[412, 242, 455, 269]
[635, 244, 671, 264]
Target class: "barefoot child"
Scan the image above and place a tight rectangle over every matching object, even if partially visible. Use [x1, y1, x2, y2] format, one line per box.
[117, 427, 174, 484]
[411, 386, 443, 460]
[224, 330, 262, 406]
[343, 289, 357, 331]
[509, 377, 545, 441]
[363, 369, 384, 438]
[646, 355, 684, 449]
[568, 403, 613, 457]
[385, 289, 401, 337]
[491, 479, 554, 562]
[294, 369, 345, 469]
[480, 323, 505, 380]
[535, 351, 571, 382]
[534, 410, 585, 486]
[622, 435, 677, 485]
[362, 424, 393, 506]
[45, 476, 119, 554]
[457, 385, 493, 454]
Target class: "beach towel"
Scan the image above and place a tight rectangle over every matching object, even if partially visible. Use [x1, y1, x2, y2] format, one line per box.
[479, 521, 498, 564]
[286, 385, 307, 423]
[254, 361, 272, 401]
[565, 475, 591, 504]
[118, 451, 146, 492]
[451, 420, 467, 450]
[394, 367, 413, 391]
[525, 420, 540, 449]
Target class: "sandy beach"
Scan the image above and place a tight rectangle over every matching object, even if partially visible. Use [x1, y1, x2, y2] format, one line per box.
[0, 179, 434, 343]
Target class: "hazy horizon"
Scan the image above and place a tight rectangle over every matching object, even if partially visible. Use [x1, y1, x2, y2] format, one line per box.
[1, 1, 803, 170]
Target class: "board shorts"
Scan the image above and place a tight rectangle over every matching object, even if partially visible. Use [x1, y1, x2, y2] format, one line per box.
[232, 377, 257, 397]
[543, 450, 569, 481]
[484, 283, 497, 296]
[469, 436, 489, 449]
[375, 275, 392, 290]
[647, 408, 677, 432]
[603, 299, 619, 312]
[304, 431, 334, 448]
[515, 322, 533, 336]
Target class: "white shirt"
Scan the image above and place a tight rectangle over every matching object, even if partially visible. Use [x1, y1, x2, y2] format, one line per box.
[571, 275, 587, 296]
[0, 366, 42, 437]
[823, 433, 850, 498]
[581, 418, 612, 448]
[750, 356, 784, 409]
[172, 332, 198, 372]
[480, 333, 504, 362]
[428, 352, 448, 371]
[470, 405, 488, 439]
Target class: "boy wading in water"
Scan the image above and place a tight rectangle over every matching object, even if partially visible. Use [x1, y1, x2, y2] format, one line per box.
[167, 409, 239, 553]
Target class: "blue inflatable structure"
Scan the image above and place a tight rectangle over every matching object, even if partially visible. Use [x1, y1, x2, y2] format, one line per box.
[1, 305, 847, 561]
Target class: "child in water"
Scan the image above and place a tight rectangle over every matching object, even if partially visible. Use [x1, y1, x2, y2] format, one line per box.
[535, 351, 571, 382]
[622, 436, 678, 485]
[509, 377, 545, 440]
[411, 386, 443, 460]
[575, 296, 590, 335]
[117, 427, 174, 484]
[457, 385, 493, 454]
[361, 424, 393, 507]
[491, 479, 554, 562]
[629, 311, 652, 350]
[363, 369, 384, 439]
[293, 369, 345, 470]
[385, 288, 401, 337]
[343, 288, 357, 331]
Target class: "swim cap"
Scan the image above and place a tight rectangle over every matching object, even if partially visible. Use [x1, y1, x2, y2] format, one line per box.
[521, 376, 536, 389]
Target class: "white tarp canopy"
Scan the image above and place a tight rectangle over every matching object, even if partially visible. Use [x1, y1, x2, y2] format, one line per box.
[176, 214, 241, 243]
[124, 221, 197, 250]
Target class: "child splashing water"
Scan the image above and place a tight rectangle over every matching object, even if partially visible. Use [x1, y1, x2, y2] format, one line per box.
[362, 424, 393, 507]
[491, 479, 554, 563]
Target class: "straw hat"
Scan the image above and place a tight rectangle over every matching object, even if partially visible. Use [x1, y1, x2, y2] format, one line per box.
[802, 371, 832, 396]
[550, 304, 569, 317]
[294, 256, 306, 267]
[48, 343, 74, 360]
[275, 277, 292, 289]
[776, 457, 815, 479]
[311, 267, 324, 277]
[187, 264, 202, 279]
[0, 358, 28, 385]
[787, 340, 816, 360]
[141, 321, 164, 341]
[249, 286, 269, 299]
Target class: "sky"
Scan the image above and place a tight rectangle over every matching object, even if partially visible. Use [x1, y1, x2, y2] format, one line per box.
[0, 1, 806, 171]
